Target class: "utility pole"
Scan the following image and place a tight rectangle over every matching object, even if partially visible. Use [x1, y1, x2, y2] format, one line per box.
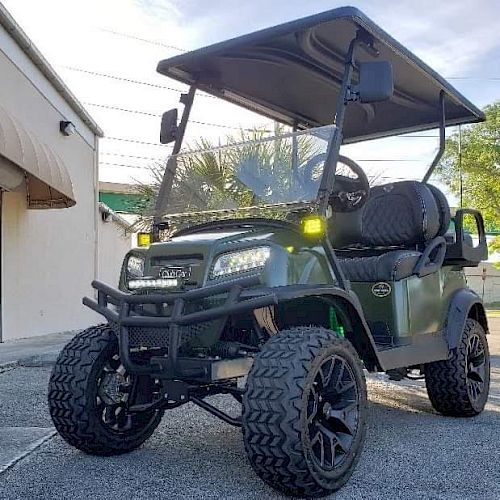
[458, 124, 463, 208]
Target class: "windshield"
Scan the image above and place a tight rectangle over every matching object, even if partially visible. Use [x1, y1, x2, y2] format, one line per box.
[157, 125, 337, 228]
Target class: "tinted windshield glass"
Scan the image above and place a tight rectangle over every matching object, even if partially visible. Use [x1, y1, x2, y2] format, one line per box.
[159, 125, 336, 226]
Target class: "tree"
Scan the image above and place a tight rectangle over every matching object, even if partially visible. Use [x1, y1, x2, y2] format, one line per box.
[436, 101, 500, 263]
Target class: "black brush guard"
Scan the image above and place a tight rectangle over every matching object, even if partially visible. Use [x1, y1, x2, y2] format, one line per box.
[83, 275, 277, 380]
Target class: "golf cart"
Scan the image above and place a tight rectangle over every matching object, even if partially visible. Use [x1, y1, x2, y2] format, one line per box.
[48, 7, 490, 497]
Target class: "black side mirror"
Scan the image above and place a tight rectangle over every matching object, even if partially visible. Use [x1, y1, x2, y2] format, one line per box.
[160, 108, 178, 144]
[355, 61, 394, 103]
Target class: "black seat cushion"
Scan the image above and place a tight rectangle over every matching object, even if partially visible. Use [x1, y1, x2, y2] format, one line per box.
[427, 183, 451, 236]
[340, 250, 421, 282]
[359, 181, 441, 246]
[330, 181, 441, 248]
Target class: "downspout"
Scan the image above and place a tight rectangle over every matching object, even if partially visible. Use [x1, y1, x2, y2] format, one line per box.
[93, 135, 100, 286]
[0, 189, 2, 342]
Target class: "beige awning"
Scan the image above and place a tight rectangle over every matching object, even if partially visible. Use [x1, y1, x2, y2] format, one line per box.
[0, 103, 75, 208]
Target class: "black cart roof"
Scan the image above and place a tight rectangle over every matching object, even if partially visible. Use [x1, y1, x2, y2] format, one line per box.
[157, 6, 484, 143]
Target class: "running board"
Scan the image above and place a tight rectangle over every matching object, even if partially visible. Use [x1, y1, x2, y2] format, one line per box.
[376, 331, 449, 370]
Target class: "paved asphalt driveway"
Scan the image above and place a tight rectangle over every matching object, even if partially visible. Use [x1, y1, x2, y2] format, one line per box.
[0, 318, 499, 499]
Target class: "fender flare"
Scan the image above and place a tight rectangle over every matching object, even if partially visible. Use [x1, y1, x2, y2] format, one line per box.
[445, 288, 489, 351]
[267, 285, 382, 371]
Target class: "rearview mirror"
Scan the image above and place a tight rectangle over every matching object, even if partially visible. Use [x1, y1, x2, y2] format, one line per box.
[355, 61, 394, 103]
[160, 108, 178, 144]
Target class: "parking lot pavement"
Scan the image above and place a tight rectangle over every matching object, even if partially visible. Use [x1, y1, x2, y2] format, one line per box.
[0, 319, 499, 500]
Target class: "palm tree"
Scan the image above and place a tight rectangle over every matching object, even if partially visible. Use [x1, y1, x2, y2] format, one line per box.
[133, 125, 322, 233]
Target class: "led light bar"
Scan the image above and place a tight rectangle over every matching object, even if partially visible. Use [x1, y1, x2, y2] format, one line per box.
[128, 278, 179, 290]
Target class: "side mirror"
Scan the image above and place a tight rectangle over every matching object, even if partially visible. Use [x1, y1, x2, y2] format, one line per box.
[355, 61, 394, 103]
[160, 108, 178, 144]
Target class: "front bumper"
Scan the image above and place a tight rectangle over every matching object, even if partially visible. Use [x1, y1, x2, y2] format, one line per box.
[83, 275, 277, 380]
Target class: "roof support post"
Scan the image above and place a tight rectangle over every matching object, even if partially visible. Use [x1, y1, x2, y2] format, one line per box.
[422, 90, 446, 183]
[317, 31, 376, 291]
[153, 85, 196, 242]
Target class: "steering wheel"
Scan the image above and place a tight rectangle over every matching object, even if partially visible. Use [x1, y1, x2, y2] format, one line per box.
[330, 155, 370, 212]
[300, 154, 370, 213]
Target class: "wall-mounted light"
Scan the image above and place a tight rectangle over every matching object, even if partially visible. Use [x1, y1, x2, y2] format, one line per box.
[59, 120, 76, 136]
[101, 211, 112, 223]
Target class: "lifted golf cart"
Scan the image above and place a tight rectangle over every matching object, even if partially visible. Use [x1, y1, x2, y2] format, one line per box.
[48, 7, 490, 497]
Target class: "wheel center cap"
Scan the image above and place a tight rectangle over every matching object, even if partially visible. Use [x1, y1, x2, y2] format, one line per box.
[100, 372, 126, 404]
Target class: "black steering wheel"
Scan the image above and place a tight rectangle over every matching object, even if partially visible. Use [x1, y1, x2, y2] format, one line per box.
[300, 154, 370, 213]
[330, 155, 370, 212]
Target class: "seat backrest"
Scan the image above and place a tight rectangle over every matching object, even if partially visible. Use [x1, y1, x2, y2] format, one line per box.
[330, 181, 450, 249]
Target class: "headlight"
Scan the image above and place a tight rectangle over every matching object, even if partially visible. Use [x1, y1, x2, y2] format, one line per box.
[127, 255, 145, 278]
[210, 246, 271, 279]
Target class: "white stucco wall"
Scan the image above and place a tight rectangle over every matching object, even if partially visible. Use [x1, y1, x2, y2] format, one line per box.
[98, 217, 132, 288]
[0, 23, 100, 340]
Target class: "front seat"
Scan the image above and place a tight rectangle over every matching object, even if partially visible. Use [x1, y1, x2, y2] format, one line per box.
[331, 181, 449, 282]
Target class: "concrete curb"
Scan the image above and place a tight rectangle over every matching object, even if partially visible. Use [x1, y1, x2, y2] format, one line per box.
[0, 361, 18, 373]
[0, 330, 77, 370]
[18, 353, 58, 367]
[1, 352, 60, 371]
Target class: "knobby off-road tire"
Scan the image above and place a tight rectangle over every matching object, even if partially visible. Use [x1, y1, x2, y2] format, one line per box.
[425, 318, 490, 417]
[48, 325, 163, 455]
[242, 327, 367, 498]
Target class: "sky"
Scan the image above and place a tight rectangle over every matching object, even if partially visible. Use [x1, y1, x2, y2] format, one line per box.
[2, 0, 499, 195]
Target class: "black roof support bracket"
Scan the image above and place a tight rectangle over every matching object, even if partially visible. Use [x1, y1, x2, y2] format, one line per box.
[423, 90, 446, 183]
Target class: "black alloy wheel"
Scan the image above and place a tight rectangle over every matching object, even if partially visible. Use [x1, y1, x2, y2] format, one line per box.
[425, 318, 490, 417]
[306, 354, 360, 471]
[48, 325, 164, 455]
[465, 330, 487, 404]
[96, 353, 160, 433]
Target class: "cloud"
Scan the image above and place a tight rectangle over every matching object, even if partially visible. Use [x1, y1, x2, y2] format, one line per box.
[370, 0, 499, 76]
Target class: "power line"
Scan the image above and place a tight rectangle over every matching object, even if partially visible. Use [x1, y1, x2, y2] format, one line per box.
[101, 131, 439, 150]
[100, 151, 166, 161]
[100, 161, 154, 170]
[392, 135, 439, 138]
[100, 151, 426, 163]
[100, 160, 430, 171]
[63, 66, 184, 92]
[99, 28, 186, 52]
[446, 76, 500, 81]
[104, 136, 173, 147]
[88, 102, 159, 117]
[87, 101, 440, 137]
[85, 101, 273, 132]
[356, 159, 426, 162]
[61, 66, 216, 98]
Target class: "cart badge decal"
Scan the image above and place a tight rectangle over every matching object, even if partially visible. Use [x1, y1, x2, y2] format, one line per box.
[159, 266, 192, 279]
[371, 282, 391, 297]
